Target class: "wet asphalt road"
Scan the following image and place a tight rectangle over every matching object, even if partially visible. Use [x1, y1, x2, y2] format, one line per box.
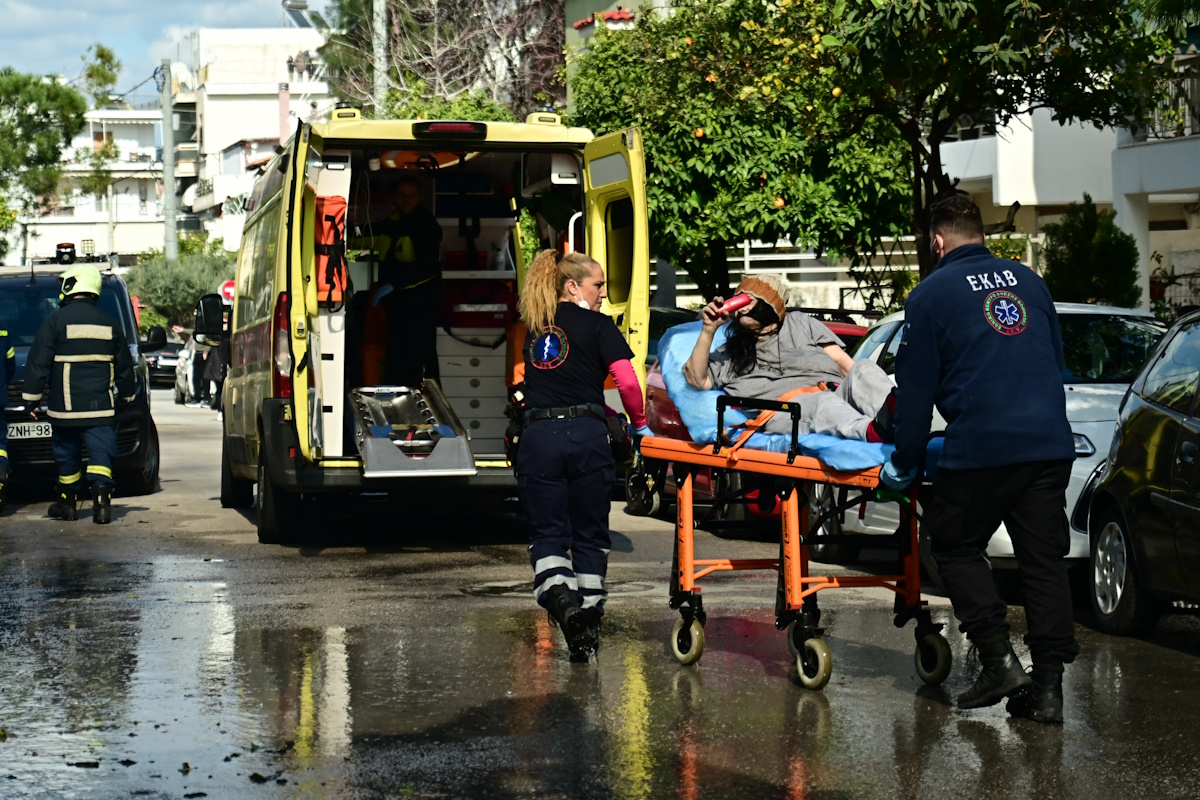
[1, 390, 1200, 799]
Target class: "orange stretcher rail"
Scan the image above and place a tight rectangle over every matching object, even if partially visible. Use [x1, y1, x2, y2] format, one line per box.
[638, 433, 953, 690]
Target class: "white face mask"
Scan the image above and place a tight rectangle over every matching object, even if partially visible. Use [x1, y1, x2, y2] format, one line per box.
[570, 283, 590, 309]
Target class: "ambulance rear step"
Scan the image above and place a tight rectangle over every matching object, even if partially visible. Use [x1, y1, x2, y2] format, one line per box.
[350, 381, 478, 478]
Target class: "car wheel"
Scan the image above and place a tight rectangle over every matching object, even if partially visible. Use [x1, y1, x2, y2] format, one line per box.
[221, 435, 255, 509]
[808, 483, 862, 564]
[121, 420, 160, 496]
[711, 469, 746, 523]
[257, 448, 297, 545]
[1089, 511, 1160, 636]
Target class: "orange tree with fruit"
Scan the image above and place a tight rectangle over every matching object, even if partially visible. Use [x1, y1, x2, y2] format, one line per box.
[831, 0, 1175, 278]
[567, 0, 911, 299]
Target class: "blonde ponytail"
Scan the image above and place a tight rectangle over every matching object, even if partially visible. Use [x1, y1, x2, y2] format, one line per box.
[519, 250, 600, 335]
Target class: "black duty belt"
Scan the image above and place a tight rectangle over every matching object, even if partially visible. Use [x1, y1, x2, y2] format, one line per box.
[525, 404, 606, 425]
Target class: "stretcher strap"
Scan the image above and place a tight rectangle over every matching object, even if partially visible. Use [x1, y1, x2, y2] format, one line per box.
[727, 384, 825, 460]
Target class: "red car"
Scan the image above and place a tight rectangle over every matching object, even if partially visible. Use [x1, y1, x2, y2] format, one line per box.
[628, 310, 870, 529]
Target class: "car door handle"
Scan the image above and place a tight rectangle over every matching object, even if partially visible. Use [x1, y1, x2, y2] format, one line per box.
[1181, 441, 1198, 464]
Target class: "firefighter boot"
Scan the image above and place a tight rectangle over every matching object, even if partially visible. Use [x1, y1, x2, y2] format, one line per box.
[1006, 665, 1064, 724]
[956, 637, 1032, 709]
[92, 484, 114, 525]
[543, 584, 596, 662]
[48, 484, 79, 521]
[570, 607, 602, 662]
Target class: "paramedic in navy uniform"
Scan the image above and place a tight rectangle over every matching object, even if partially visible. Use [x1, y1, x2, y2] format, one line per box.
[880, 194, 1078, 724]
[517, 249, 651, 662]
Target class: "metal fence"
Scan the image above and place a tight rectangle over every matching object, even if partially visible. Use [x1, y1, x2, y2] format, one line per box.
[1146, 53, 1200, 140]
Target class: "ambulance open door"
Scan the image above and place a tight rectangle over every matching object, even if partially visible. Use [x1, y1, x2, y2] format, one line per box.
[583, 127, 651, 386]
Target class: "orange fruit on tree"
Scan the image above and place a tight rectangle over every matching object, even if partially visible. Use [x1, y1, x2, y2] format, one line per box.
[831, 86, 842, 98]
[694, 127, 705, 138]
[774, 197, 786, 208]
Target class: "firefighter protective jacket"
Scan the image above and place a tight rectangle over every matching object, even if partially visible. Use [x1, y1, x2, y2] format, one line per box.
[22, 296, 135, 427]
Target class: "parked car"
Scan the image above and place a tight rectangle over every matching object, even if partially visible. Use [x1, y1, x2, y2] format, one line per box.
[173, 336, 209, 405]
[0, 267, 165, 495]
[146, 332, 184, 387]
[632, 310, 871, 517]
[1086, 309, 1200, 634]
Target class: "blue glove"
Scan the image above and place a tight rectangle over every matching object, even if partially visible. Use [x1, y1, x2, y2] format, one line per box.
[634, 425, 652, 438]
[371, 283, 395, 306]
[879, 458, 918, 491]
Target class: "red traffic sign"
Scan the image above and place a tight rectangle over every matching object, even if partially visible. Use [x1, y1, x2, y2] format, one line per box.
[219, 280, 236, 302]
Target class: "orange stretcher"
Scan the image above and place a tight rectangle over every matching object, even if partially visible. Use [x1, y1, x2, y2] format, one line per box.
[637, 394, 952, 689]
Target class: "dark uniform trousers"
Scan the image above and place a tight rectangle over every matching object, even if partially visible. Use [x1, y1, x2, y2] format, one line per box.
[927, 459, 1080, 666]
[52, 424, 118, 490]
[380, 275, 441, 387]
[518, 416, 615, 613]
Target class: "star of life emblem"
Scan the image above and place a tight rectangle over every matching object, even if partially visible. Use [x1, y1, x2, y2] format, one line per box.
[984, 290, 1028, 336]
[530, 325, 569, 369]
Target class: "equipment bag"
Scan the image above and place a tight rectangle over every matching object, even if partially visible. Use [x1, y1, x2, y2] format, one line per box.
[315, 195, 350, 308]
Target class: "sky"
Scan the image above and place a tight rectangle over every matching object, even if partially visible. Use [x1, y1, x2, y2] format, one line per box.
[0, 0, 332, 103]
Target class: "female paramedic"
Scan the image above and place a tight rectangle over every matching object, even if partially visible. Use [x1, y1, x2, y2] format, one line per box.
[517, 249, 652, 662]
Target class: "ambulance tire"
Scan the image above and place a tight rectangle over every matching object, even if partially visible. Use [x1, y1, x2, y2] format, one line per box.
[221, 436, 254, 509]
[257, 449, 298, 545]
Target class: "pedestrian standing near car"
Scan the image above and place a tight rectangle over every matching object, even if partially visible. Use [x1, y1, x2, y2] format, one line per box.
[22, 265, 135, 524]
[517, 249, 651, 661]
[0, 318, 14, 513]
[879, 194, 1078, 723]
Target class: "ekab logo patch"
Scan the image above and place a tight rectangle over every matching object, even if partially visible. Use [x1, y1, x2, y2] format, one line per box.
[530, 326, 569, 369]
[984, 290, 1028, 336]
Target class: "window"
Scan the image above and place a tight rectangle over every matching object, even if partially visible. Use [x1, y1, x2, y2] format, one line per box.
[878, 324, 905, 375]
[1140, 320, 1200, 413]
[852, 321, 900, 363]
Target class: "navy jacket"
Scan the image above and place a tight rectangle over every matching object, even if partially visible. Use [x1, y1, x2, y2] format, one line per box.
[893, 243, 1075, 472]
[22, 296, 135, 427]
[0, 320, 13, 403]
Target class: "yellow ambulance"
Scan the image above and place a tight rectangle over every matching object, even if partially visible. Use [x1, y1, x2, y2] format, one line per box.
[193, 107, 650, 543]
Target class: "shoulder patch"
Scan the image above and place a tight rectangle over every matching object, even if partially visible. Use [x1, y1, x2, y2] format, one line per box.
[983, 290, 1028, 336]
[530, 326, 569, 369]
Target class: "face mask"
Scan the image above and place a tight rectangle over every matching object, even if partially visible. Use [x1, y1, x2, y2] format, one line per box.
[746, 299, 780, 327]
[570, 283, 591, 309]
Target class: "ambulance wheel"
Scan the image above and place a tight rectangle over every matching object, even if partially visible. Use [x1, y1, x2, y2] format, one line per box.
[257, 449, 297, 545]
[671, 618, 705, 666]
[221, 436, 254, 509]
[913, 632, 952, 685]
[795, 637, 833, 690]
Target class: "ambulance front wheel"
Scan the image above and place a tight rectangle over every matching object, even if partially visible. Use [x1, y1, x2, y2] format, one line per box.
[795, 637, 833, 690]
[914, 631, 952, 685]
[671, 618, 705, 666]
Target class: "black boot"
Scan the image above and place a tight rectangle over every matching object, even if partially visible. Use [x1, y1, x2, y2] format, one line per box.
[1006, 665, 1064, 724]
[92, 484, 113, 525]
[48, 483, 79, 521]
[543, 584, 598, 662]
[0, 480, 7, 516]
[957, 637, 1031, 709]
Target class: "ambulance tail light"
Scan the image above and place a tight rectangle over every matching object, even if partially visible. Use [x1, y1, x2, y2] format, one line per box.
[272, 291, 293, 399]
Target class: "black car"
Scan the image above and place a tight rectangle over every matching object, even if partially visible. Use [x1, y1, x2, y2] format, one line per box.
[1088, 309, 1200, 634]
[145, 332, 184, 387]
[1, 269, 166, 495]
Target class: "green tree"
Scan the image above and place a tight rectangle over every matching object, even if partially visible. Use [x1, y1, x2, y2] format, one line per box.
[125, 249, 236, 327]
[384, 81, 517, 121]
[569, 0, 911, 298]
[81, 44, 121, 108]
[833, 0, 1174, 278]
[1041, 194, 1142, 308]
[0, 69, 88, 200]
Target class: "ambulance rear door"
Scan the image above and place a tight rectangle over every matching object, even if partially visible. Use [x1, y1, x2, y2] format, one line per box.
[583, 128, 650, 385]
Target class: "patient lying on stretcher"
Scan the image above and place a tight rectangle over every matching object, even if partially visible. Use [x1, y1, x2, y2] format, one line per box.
[683, 274, 896, 442]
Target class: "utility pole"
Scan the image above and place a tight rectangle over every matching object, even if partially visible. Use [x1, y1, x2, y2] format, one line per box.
[160, 59, 178, 261]
[372, 0, 386, 117]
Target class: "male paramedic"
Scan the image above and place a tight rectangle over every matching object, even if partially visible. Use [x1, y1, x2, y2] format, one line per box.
[683, 273, 895, 441]
[23, 264, 135, 524]
[880, 193, 1078, 724]
[0, 318, 14, 513]
[368, 174, 443, 387]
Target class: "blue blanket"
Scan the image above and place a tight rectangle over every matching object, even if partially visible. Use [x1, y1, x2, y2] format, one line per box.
[656, 321, 897, 472]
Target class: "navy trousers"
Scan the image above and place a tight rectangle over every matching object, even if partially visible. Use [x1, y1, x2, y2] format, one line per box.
[517, 416, 615, 613]
[51, 424, 117, 490]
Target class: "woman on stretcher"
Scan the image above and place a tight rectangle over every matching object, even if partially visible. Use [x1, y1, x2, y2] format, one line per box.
[683, 274, 896, 442]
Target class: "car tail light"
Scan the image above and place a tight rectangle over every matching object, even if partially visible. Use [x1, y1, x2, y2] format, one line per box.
[272, 291, 292, 399]
[1073, 433, 1096, 457]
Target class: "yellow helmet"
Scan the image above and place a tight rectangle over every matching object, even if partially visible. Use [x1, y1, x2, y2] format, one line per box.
[59, 264, 102, 298]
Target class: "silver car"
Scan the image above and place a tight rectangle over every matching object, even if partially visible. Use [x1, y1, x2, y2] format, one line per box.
[811, 303, 1165, 571]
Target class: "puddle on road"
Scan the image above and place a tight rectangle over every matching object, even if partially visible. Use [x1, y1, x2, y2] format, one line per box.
[462, 580, 659, 598]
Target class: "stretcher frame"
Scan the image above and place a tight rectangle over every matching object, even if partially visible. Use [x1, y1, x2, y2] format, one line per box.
[638, 395, 952, 689]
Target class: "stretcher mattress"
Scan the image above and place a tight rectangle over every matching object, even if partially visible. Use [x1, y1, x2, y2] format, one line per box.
[657, 321, 898, 472]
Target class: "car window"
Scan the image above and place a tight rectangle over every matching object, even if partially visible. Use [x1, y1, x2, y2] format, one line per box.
[1059, 314, 1165, 385]
[877, 324, 904, 375]
[0, 282, 128, 346]
[1140, 319, 1200, 413]
[852, 321, 900, 363]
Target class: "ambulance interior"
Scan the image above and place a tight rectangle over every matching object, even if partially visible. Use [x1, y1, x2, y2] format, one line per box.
[306, 145, 586, 469]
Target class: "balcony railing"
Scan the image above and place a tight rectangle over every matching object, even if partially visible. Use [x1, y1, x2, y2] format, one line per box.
[1145, 55, 1200, 140]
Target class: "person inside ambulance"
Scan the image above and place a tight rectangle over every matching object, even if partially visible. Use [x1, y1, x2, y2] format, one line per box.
[22, 264, 135, 524]
[355, 174, 444, 387]
[683, 273, 896, 441]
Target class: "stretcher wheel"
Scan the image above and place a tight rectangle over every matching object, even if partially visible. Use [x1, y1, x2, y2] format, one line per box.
[913, 632, 952, 685]
[785, 620, 803, 658]
[796, 637, 833, 690]
[671, 618, 705, 666]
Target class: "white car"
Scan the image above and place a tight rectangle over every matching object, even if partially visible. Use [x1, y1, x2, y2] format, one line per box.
[811, 303, 1165, 570]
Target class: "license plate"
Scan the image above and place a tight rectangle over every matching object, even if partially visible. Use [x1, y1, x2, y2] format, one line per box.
[10, 421, 52, 440]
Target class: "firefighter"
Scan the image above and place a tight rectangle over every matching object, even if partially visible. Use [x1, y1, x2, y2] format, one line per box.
[22, 264, 135, 524]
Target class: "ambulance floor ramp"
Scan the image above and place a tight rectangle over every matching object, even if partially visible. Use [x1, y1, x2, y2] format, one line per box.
[350, 381, 478, 478]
